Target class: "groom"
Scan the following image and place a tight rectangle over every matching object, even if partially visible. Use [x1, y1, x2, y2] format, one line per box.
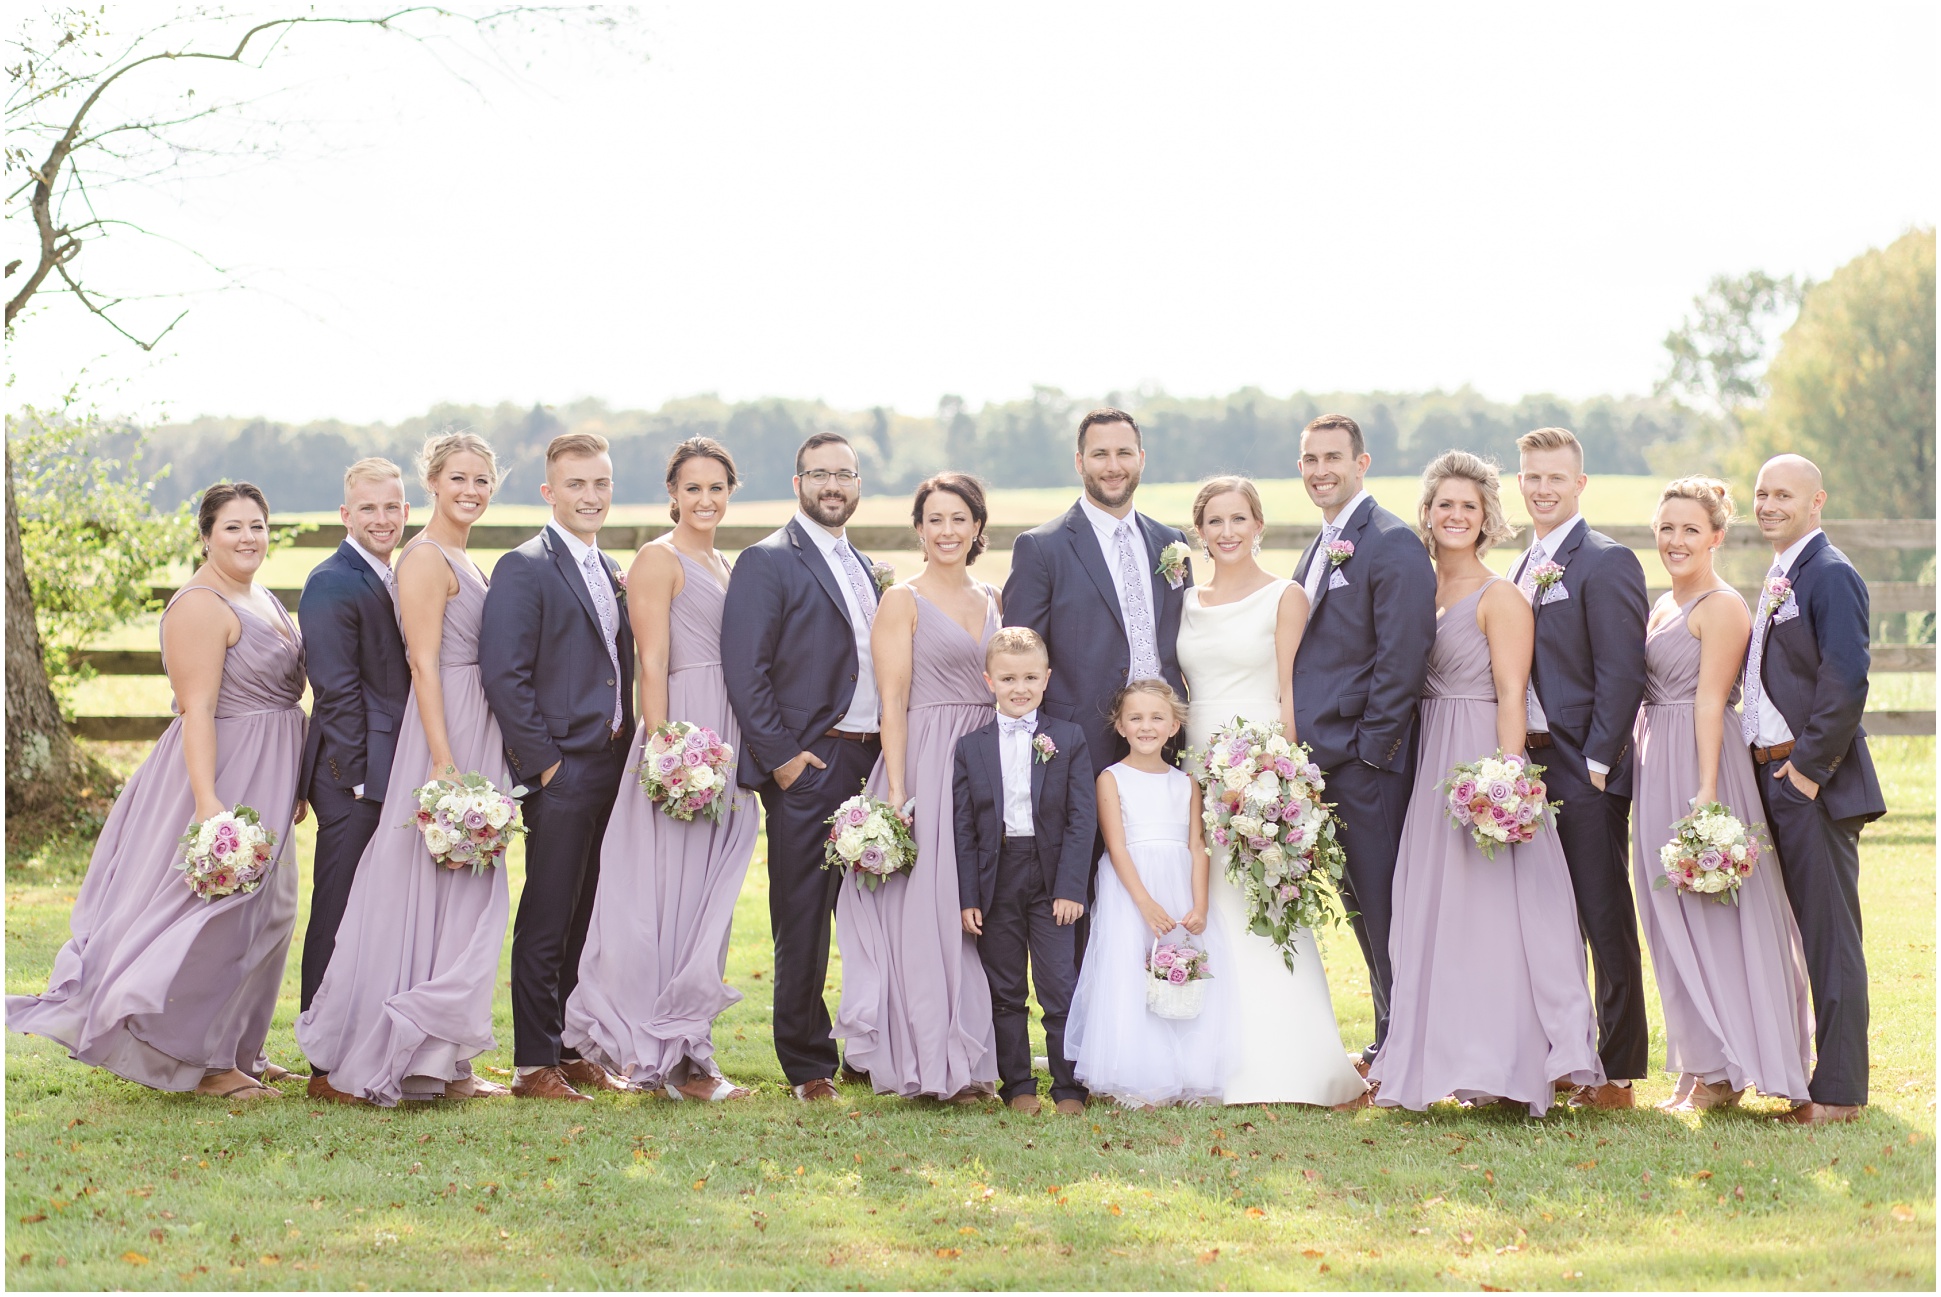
[1290, 414, 1435, 1069]
[1746, 454, 1884, 1125]
[481, 433, 635, 1102]
[721, 432, 882, 1101]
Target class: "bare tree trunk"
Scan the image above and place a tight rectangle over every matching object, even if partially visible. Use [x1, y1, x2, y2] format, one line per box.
[5, 449, 84, 815]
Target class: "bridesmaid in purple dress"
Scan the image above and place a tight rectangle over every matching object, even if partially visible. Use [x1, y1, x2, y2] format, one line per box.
[296, 434, 515, 1105]
[1634, 477, 1812, 1111]
[9, 483, 307, 1101]
[563, 438, 760, 1101]
[1368, 452, 1604, 1116]
[834, 472, 1000, 1101]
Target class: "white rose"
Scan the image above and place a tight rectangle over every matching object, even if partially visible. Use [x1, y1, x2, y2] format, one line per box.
[1265, 736, 1291, 757]
[485, 802, 511, 829]
[1231, 815, 1261, 839]
[1659, 842, 1681, 866]
[688, 766, 716, 791]
[424, 826, 451, 855]
[1259, 844, 1285, 869]
[1221, 765, 1252, 792]
[836, 827, 866, 859]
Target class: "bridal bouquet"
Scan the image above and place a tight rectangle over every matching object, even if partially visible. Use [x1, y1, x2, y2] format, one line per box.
[821, 792, 917, 892]
[639, 721, 735, 823]
[1146, 938, 1212, 1019]
[1185, 718, 1348, 971]
[176, 806, 277, 900]
[410, 772, 525, 874]
[1655, 802, 1761, 904]
[1442, 751, 1554, 859]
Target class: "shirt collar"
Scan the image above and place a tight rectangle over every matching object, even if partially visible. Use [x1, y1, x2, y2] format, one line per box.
[1775, 527, 1824, 576]
[345, 536, 393, 582]
[1078, 493, 1137, 540]
[793, 509, 848, 556]
[547, 519, 598, 566]
[1531, 511, 1586, 558]
[1323, 489, 1371, 533]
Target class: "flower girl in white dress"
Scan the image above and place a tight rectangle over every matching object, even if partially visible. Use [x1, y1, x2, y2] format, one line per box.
[1066, 681, 1232, 1107]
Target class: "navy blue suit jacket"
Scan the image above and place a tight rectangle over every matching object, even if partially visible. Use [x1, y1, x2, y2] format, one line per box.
[1291, 496, 1437, 773]
[952, 715, 1098, 914]
[297, 542, 410, 801]
[1001, 501, 1190, 768]
[1757, 532, 1886, 823]
[479, 527, 635, 783]
[1525, 521, 1649, 797]
[720, 518, 877, 791]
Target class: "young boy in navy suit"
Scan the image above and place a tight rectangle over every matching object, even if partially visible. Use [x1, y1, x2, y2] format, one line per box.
[954, 627, 1097, 1115]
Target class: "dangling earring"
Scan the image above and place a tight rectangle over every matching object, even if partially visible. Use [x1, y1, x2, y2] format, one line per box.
[1200, 540, 1212, 561]
[1251, 536, 1263, 558]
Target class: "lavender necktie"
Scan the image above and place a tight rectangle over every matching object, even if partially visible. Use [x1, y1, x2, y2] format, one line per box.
[1115, 521, 1162, 682]
[1741, 562, 1785, 745]
[835, 543, 877, 627]
[583, 550, 623, 732]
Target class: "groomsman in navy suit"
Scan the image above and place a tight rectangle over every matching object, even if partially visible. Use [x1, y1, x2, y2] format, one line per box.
[296, 458, 412, 1031]
[722, 432, 883, 1101]
[1002, 409, 1190, 961]
[1290, 414, 1436, 1069]
[1745, 454, 1885, 1125]
[1511, 426, 1649, 1109]
[481, 433, 635, 1102]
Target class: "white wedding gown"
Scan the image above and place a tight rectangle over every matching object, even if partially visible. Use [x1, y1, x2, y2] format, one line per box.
[1178, 579, 1369, 1107]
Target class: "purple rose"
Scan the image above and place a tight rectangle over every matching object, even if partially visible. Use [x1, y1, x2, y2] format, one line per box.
[1485, 779, 1513, 803]
[1303, 763, 1323, 783]
[655, 752, 682, 775]
[686, 729, 708, 751]
[1278, 883, 1297, 901]
[1151, 945, 1176, 969]
[1697, 849, 1723, 871]
[844, 804, 870, 828]
[464, 809, 487, 830]
[1167, 965, 1189, 985]
[858, 844, 887, 872]
[210, 836, 233, 858]
[1274, 757, 1296, 778]
[1516, 801, 1540, 824]
[1453, 778, 1478, 804]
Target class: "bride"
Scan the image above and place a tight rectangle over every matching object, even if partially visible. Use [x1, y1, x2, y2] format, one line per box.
[1176, 476, 1369, 1108]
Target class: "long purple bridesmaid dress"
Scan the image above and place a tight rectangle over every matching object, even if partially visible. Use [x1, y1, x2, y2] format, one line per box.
[1368, 578, 1605, 1115]
[1632, 590, 1812, 1102]
[8, 587, 306, 1090]
[294, 538, 513, 1105]
[563, 550, 759, 1089]
[833, 588, 1000, 1098]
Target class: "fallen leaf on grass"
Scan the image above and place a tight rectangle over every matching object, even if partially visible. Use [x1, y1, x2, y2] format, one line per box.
[1301, 1248, 1324, 1258]
[1482, 1285, 1507, 1292]
[258, 1255, 280, 1267]
[1574, 1160, 1597, 1170]
[1693, 1169, 1713, 1180]
[959, 1227, 977, 1235]
[1198, 1248, 1220, 1264]
[1106, 1204, 1123, 1216]
[18, 1214, 45, 1225]
[122, 1252, 149, 1265]
[692, 1179, 707, 1191]
[1892, 1204, 1917, 1222]
[1459, 1163, 1479, 1170]
[1244, 1207, 1265, 1219]
[935, 1248, 961, 1259]
[1301, 1169, 1320, 1182]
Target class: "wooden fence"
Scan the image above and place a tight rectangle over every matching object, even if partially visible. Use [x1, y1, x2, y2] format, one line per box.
[68, 518, 1934, 742]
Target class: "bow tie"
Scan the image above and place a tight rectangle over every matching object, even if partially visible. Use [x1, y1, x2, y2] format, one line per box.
[998, 716, 1037, 737]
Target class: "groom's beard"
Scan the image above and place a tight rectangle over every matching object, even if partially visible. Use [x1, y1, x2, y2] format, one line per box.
[798, 486, 859, 529]
[1082, 466, 1140, 513]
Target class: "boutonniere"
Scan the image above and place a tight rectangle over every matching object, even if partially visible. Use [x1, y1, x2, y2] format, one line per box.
[611, 568, 628, 605]
[1326, 538, 1355, 567]
[1762, 576, 1792, 619]
[1530, 559, 1566, 592]
[1156, 541, 1190, 590]
[1032, 732, 1057, 764]
[870, 561, 896, 597]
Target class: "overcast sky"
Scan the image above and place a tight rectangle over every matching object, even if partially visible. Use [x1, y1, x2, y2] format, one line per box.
[8, 1, 1935, 424]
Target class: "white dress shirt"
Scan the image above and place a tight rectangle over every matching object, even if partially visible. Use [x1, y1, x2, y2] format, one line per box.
[1303, 488, 1371, 611]
[1749, 528, 1824, 747]
[1078, 495, 1164, 684]
[345, 537, 397, 798]
[795, 510, 881, 733]
[1512, 513, 1608, 776]
[547, 520, 624, 732]
[997, 710, 1038, 836]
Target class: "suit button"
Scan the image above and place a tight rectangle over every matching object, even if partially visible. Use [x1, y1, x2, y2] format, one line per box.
[606, 679, 615, 687]
[850, 673, 858, 681]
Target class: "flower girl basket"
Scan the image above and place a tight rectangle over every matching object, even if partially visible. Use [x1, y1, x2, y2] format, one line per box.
[1146, 936, 1209, 1021]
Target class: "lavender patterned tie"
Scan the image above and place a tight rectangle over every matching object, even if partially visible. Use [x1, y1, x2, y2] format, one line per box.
[1741, 562, 1785, 745]
[583, 550, 623, 732]
[1115, 520, 1162, 683]
[835, 542, 878, 627]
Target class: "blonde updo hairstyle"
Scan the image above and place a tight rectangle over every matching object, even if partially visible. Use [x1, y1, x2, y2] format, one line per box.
[1191, 474, 1266, 551]
[416, 430, 500, 500]
[1656, 475, 1735, 533]
[1417, 449, 1517, 556]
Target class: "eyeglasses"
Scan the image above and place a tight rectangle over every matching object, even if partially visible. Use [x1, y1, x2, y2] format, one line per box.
[800, 469, 861, 485]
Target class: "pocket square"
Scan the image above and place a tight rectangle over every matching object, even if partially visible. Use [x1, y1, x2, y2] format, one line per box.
[1328, 570, 1350, 591]
[1772, 596, 1800, 625]
[1539, 583, 1570, 606]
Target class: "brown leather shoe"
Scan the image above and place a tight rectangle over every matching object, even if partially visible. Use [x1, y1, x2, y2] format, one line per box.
[558, 1057, 628, 1093]
[794, 1078, 840, 1102]
[1774, 1101, 1863, 1126]
[445, 1075, 511, 1099]
[306, 1073, 368, 1106]
[1053, 1098, 1086, 1115]
[1569, 1082, 1636, 1110]
[1007, 1094, 1043, 1115]
[1351, 1056, 1372, 1079]
[511, 1066, 592, 1102]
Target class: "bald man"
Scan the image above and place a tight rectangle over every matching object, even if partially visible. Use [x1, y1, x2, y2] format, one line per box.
[1744, 454, 1885, 1125]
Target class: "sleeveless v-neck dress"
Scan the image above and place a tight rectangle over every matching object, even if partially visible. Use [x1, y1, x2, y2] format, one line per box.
[9, 586, 306, 1090]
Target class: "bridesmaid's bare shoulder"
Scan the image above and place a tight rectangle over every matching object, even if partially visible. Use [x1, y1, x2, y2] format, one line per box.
[1687, 583, 1751, 641]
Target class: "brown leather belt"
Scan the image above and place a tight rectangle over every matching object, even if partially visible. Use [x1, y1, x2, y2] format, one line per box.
[1751, 739, 1795, 764]
[824, 728, 880, 744]
[1525, 732, 1554, 750]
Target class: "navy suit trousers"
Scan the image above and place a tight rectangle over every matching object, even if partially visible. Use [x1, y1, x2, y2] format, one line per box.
[1759, 760, 1870, 1106]
[757, 731, 879, 1086]
[978, 837, 1083, 1103]
[1328, 759, 1412, 1059]
[1548, 763, 1649, 1080]
[300, 781, 383, 1015]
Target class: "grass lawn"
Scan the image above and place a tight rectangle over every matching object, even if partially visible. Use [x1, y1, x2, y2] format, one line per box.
[4, 739, 1933, 1290]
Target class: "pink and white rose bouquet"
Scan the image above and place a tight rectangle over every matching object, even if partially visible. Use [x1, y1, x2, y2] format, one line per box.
[175, 806, 277, 899]
[1442, 751, 1554, 859]
[1656, 801, 1761, 904]
[410, 772, 525, 874]
[1186, 718, 1348, 971]
[1147, 939, 1211, 986]
[639, 720, 735, 823]
[822, 791, 917, 892]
